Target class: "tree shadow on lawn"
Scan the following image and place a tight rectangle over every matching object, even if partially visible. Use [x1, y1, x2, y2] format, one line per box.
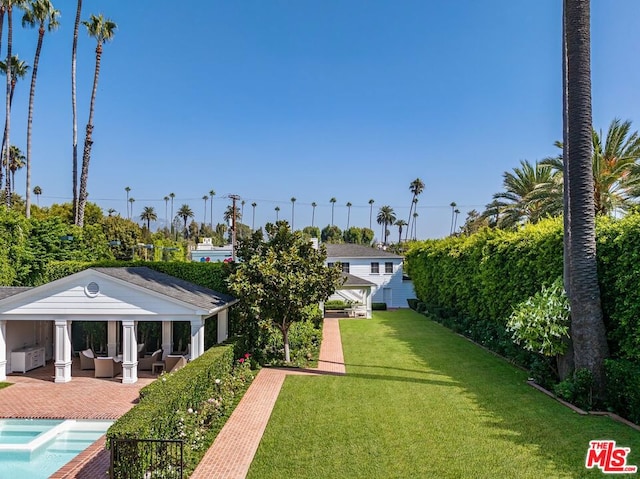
[369, 311, 640, 477]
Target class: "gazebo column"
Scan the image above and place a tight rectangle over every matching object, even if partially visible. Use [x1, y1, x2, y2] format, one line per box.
[190, 318, 205, 360]
[121, 320, 138, 384]
[54, 319, 72, 383]
[162, 321, 172, 359]
[107, 321, 117, 357]
[0, 320, 6, 381]
[217, 310, 228, 344]
[365, 288, 372, 319]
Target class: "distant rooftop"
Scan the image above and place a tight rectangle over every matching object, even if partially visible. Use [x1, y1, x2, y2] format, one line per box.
[325, 243, 402, 259]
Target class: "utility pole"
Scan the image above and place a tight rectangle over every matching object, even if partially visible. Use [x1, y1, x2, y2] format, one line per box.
[229, 194, 240, 261]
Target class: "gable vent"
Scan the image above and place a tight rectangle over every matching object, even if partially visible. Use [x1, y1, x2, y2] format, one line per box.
[85, 281, 100, 297]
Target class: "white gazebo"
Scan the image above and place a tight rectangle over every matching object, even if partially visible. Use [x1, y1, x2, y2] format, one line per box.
[0, 267, 237, 384]
[326, 273, 374, 319]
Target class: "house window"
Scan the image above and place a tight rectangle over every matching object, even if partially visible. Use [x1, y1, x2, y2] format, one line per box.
[385, 262, 393, 274]
[341, 262, 350, 273]
[371, 262, 379, 274]
[328, 262, 334, 268]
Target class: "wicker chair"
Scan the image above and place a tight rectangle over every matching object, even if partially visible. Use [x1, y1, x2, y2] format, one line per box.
[94, 357, 122, 378]
[138, 349, 162, 371]
[79, 349, 95, 370]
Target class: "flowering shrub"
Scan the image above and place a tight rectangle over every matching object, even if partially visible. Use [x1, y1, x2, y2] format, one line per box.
[167, 353, 255, 469]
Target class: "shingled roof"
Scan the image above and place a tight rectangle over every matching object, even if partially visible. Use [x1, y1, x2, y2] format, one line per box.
[92, 267, 236, 311]
[0, 287, 32, 300]
[341, 273, 375, 287]
[325, 243, 402, 259]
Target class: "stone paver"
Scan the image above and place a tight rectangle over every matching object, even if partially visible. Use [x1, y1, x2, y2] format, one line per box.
[191, 318, 345, 479]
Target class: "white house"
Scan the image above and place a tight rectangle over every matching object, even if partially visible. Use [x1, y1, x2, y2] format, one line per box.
[0, 267, 237, 384]
[325, 244, 415, 309]
[190, 238, 233, 263]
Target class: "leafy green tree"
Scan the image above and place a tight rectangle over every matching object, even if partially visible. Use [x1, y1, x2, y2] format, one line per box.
[77, 13, 117, 227]
[229, 221, 343, 362]
[302, 225, 320, 239]
[321, 224, 342, 244]
[22, 0, 59, 219]
[343, 226, 373, 245]
[45, 201, 103, 225]
[101, 214, 142, 260]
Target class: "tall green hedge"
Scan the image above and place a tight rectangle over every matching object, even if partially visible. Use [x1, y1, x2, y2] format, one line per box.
[405, 214, 640, 363]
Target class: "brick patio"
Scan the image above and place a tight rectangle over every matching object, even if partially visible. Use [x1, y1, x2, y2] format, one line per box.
[0, 318, 346, 478]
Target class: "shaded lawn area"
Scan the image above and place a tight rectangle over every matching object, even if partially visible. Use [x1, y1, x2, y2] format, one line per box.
[248, 310, 640, 479]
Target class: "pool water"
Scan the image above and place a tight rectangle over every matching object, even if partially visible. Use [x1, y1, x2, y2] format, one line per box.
[0, 418, 113, 478]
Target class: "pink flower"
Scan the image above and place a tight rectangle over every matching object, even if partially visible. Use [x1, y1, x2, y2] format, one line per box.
[244, 353, 251, 359]
[238, 358, 245, 363]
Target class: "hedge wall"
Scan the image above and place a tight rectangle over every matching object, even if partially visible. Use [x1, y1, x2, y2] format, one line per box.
[405, 214, 640, 363]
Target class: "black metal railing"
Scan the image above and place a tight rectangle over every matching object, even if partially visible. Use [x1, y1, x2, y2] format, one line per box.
[110, 438, 184, 479]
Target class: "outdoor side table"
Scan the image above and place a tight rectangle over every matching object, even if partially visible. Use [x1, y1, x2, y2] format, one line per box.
[152, 361, 165, 374]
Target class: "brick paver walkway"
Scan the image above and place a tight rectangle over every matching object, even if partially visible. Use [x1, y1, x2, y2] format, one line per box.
[190, 318, 345, 479]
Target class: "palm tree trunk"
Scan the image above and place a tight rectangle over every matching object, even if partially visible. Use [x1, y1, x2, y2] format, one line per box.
[0, 7, 5, 191]
[565, 0, 608, 398]
[72, 0, 82, 224]
[77, 43, 102, 227]
[4, 4, 12, 207]
[25, 25, 45, 219]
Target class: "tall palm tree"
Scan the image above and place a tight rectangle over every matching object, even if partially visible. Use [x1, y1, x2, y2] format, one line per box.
[176, 203, 194, 238]
[251, 202, 257, 230]
[22, 0, 59, 219]
[453, 208, 460, 234]
[484, 159, 561, 228]
[346, 202, 352, 229]
[330, 197, 337, 225]
[406, 178, 424, 241]
[163, 195, 169, 230]
[209, 189, 215, 227]
[76, 13, 116, 227]
[202, 195, 208, 225]
[223, 204, 241, 224]
[449, 201, 457, 235]
[32, 184, 40, 204]
[71, 0, 82, 223]
[124, 186, 130, 218]
[564, 0, 608, 396]
[395, 219, 407, 244]
[274, 206, 280, 221]
[311, 201, 317, 227]
[241, 200, 245, 222]
[543, 119, 640, 216]
[169, 192, 175, 235]
[2, 0, 26, 207]
[128, 197, 135, 220]
[290, 197, 296, 229]
[368, 198, 374, 229]
[140, 206, 157, 230]
[0, 54, 28, 198]
[6, 144, 23, 192]
[376, 205, 396, 245]
[412, 211, 418, 239]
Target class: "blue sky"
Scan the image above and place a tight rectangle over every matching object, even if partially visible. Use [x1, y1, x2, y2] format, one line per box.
[6, 1, 640, 239]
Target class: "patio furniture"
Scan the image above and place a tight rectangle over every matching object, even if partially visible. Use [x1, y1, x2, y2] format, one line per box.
[138, 349, 162, 371]
[164, 355, 187, 373]
[79, 349, 95, 370]
[137, 343, 146, 359]
[94, 357, 122, 378]
[152, 361, 165, 375]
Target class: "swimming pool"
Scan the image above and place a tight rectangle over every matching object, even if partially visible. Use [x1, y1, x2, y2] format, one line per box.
[0, 418, 113, 478]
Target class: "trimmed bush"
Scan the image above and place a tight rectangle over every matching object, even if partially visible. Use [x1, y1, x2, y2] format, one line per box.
[407, 298, 418, 310]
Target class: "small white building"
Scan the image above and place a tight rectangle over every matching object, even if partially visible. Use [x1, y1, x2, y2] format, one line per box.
[0, 267, 236, 384]
[190, 238, 233, 263]
[325, 244, 415, 309]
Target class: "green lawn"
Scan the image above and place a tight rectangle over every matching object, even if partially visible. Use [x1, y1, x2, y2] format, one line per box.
[247, 310, 640, 478]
